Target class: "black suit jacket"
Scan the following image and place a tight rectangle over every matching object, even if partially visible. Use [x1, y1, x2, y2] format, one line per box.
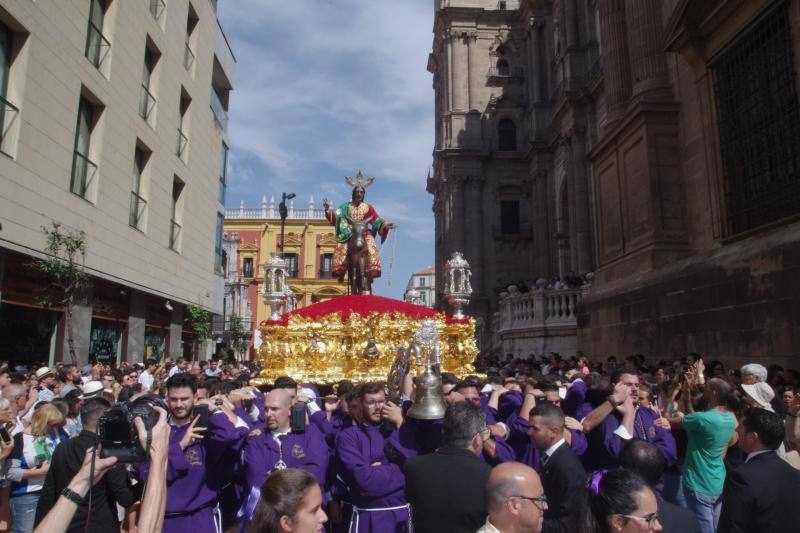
[34, 431, 137, 532]
[539, 441, 587, 533]
[718, 450, 800, 533]
[403, 445, 491, 533]
[657, 495, 700, 533]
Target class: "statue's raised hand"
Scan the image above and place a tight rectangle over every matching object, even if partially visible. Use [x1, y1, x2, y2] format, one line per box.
[322, 197, 330, 211]
[385, 222, 397, 230]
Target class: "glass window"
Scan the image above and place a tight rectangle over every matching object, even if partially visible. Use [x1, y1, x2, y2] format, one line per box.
[284, 253, 299, 278]
[243, 257, 254, 278]
[498, 119, 517, 151]
[219, 142, 228, 203]
[129, 146, 148, 229]
[214, 212, 224, 272]
[501, 200, 520, 235]
[71, 96, 96, 198]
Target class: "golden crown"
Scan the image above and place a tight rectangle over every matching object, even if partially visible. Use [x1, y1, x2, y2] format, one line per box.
[344, 170, 375, 189]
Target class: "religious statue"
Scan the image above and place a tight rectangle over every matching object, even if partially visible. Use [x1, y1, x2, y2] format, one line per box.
[322, 170, 396, 294]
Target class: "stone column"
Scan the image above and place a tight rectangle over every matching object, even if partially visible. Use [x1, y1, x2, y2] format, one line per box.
[467, 177, 484, 297]
[168, 304, 183, 359]
[570, 127, 593, 274]
[598, 0, 632, 124]
[126, 290, 146, 364]
[529, 17, 545, 105]
[625, 0, 670, 99]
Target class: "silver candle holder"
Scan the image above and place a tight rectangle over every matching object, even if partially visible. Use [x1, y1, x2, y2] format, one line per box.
[444, 251, 473, 319]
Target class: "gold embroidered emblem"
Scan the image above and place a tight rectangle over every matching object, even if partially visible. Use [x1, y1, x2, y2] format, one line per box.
[185, 449, 202, 466]
[291, 444, 305, 458]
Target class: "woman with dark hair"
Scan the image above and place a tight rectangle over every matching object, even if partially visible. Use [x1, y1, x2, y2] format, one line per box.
[245, 468, 327, 533]
[578, 469, 662, 532]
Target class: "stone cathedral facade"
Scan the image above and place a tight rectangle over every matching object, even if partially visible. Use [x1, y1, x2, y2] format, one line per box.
[428, 0, 800, 367]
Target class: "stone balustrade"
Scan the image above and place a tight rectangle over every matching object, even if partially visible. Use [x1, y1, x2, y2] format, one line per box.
[495, 287, 584, 357]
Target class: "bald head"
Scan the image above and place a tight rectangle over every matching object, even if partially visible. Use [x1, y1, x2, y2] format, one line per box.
[265, 388, 293, 432]
[266, 388, 293, 408]
[486, 462, 546, 532]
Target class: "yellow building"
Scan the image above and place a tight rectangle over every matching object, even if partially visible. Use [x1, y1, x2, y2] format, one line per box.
[223, 196, 347, 336]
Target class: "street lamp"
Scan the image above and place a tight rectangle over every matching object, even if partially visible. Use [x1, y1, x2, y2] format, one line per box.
[279, 192, 296, 259]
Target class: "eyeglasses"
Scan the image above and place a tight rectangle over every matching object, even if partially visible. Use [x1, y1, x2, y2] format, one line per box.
[618, 513, 659, 528]
[363, 399, 386, 407]
[508, 494, 547, 511]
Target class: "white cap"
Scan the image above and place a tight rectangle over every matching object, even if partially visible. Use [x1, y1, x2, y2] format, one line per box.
[742, 382, 775, 412]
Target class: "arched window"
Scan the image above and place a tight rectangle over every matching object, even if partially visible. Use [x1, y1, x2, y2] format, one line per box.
[497, 59, 510, 76]
[498, 119, 517, 151]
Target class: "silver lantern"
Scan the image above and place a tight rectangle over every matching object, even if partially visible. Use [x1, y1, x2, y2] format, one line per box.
[444, 251, 472, 319]
[262, 253, 289, 320]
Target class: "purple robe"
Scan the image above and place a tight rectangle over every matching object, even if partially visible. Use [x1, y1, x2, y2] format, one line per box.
[335, 424, 414, 532]
[584, 406, 677, 472]
[140, 412, 245, 533]
[506, 412, 588, 468]
[562, 379, 587, 419]
[242, 424, 329, 488]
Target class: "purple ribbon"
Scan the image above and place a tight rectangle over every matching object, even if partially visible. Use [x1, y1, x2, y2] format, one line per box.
[586, 469, 608, 496]
[237, 486, 261, 533]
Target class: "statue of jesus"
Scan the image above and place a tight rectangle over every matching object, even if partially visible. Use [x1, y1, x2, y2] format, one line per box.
[322, 171, 396, 290]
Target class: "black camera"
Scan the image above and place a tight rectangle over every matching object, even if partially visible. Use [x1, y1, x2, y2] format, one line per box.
[98, 397, 160, 463]
[291, 403, 306, 433]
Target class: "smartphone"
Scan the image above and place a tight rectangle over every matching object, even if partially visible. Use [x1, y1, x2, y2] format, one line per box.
[0, 427, 10, 443]
[193, 404, 211, 430]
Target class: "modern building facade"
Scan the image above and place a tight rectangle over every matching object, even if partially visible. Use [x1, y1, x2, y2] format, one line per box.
[0, 0, 235, 365]
[223, 196, 349, 355]
[404, 266, 436, 307]
[429, 0, 800, 367]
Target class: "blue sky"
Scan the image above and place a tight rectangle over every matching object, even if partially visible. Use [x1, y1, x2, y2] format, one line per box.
[218, 1, 435, 299]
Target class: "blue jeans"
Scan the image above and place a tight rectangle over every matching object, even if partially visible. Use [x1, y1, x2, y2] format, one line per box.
[10, 492, 39, 533]
[663, 473, 688, 508]
[683, 485, 721, 533]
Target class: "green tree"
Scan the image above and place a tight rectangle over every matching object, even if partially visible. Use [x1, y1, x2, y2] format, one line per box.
[35, 222, 90, 366]
[185, 304, 211, 361]
[228, 313, 249, 360]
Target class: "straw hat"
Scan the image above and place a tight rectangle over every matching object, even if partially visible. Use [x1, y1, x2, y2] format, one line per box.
[35, 367, 54, 380]
[80, 380, 105, 399]
[742, 382, 775, 412]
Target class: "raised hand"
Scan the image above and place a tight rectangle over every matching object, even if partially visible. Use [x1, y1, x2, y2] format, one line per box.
[178, 415, 206, 451]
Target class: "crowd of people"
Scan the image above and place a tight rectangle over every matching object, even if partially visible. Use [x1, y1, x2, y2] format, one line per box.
[0, 351, 796, 533]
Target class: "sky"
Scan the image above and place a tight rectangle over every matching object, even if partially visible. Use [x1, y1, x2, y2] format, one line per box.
[218, 0, 436, 299]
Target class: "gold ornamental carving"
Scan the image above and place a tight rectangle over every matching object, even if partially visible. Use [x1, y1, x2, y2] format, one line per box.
[253, 312, 478, 385]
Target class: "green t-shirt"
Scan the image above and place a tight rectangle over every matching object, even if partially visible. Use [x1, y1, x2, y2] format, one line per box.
[682, 409, 736, 495]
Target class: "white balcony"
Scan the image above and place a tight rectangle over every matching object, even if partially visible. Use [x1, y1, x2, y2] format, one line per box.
[495, 287, 585, 357]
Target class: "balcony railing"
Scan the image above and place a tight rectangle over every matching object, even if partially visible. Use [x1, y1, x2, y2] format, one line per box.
[225, 206, 327, 219]
[183, 41, 195, 71]
[149, 0, 165, 21]
[85, 23, 111, 69]
[0, 94, 20, 155]
[70, 151, 98, 199]
[210, 88, 228, 131]
[139, 84, 156, 120]
[487, 66, 524, 81]
[176, 128, 188, 157]
[169, 219, 182, 251]
[129, 191, 147, 229]
[498, 287, 583, 333]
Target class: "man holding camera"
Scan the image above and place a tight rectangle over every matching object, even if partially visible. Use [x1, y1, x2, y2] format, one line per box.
[34, 397, 137, 531]
[148, 373, 246, 533]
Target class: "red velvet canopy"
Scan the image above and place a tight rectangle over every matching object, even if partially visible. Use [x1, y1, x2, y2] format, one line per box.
[288, 294, 437, 321]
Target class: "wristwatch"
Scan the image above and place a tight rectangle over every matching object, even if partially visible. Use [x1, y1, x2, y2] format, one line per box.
[61, 487, 84, 505]
[607, 395, 620, 408]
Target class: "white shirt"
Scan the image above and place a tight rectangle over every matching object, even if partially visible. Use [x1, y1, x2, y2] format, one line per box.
[168, 366, 183, 377]
[542, 438, 566, 463]
[138, 370, 155, 391]
[745, 449, 772, 463]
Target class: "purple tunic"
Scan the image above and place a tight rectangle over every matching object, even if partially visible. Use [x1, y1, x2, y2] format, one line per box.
[335, 424, 414, 532]
[562, 379, 587, 419]
[140, 412, 245, 533]
[584, 406, 677, 472]
[242, 424, 329, 488]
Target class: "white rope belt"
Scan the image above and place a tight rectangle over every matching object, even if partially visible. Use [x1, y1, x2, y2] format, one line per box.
[349, 503, 410, 533]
